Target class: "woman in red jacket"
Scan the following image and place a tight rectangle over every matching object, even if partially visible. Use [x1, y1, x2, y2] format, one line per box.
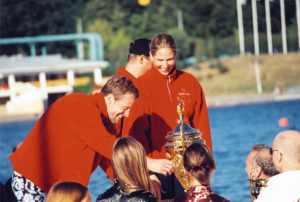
[123, 33, 212, 201]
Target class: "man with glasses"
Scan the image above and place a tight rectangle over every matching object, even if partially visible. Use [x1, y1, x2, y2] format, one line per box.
[255, 130, 300, 202]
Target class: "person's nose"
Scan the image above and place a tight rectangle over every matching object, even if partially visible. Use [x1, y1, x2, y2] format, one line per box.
[162, 60, 168, 68]
[124, 109, 130, 117]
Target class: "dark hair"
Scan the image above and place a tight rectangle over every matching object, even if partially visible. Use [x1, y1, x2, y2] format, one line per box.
[46, 182, 88, 202]
[150, 33, 178, 57]
[101, 77, 139, 100]
[251, 143, 279, 177]
[184, 143, 216, 186]
[127, 54, 150, 63]
[128, 38, 151, 56]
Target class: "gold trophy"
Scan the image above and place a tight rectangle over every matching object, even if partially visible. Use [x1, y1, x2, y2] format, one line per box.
[164, 98, 206, 190]
[249, 179, 268, 201]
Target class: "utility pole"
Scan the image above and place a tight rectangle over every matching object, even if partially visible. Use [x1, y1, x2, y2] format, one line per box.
[252, 0, 260, 56]
[76, 17, 84, 60]
[237, 0, 246, 56]
[265, 0, 273, 55]
[171, 4, 184, 31]
[280, 0, 288, 54]
[296, 0, 300, 50]
[252, 61, 263, 94]
[177, 8, 184, 31]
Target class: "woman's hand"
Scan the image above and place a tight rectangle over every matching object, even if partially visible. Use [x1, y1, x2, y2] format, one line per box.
[149, 174, 162, 201]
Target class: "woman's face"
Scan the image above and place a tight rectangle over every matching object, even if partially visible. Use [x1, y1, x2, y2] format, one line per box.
[151, 48, 175, 75]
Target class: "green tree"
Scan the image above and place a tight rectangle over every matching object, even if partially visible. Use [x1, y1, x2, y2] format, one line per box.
[87, 19, 131, 75]
[0, 0, 89, 56]
[1, 0, 298, 58]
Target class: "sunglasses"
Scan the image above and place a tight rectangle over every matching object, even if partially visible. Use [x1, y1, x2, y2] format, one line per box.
[269, 148, 283, 156]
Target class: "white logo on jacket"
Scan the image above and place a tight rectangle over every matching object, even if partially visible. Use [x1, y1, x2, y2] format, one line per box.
[178, 88, 191, 103]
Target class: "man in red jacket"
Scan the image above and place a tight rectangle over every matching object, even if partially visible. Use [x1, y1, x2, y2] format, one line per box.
[97, 38, 152, 180]
[114, 38, 152, 81]
[9, 77, 139, 202]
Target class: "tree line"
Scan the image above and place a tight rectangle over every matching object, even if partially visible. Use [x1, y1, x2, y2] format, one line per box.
[0, 0, 298, 74]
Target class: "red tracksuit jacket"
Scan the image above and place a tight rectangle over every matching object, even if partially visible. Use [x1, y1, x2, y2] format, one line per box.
[122, 65, 212, 160]
[9, 92, 118, 193]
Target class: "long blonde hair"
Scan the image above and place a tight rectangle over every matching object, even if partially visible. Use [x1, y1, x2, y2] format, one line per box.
[112, 137, 151, 192]
[46, 182, 89, 202]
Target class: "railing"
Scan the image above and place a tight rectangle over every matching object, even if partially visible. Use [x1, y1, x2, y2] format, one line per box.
[0, 33, 104, 61]
[0, 55, 108, 114]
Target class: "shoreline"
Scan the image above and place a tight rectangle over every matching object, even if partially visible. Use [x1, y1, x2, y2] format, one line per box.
[206, 93, 300, 108]
[1, 93, 300, 124]
[0, 113, 42, 124]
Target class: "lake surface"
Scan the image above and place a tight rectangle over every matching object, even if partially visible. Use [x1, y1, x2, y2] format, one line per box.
[1, 99, 299, 202]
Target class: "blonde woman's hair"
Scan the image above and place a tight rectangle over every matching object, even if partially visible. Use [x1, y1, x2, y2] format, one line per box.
[112, 137, 151, 192]
[46, 182, 88, 202]
[150, 33, 178, 57]
[183, 143, 216, 186]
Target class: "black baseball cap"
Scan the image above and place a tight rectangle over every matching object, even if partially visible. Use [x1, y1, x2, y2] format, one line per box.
[129, 38, 151, 56]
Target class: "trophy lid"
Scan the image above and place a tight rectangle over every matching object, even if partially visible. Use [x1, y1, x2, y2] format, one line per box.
[166, 98, 203, 140]
[167, 122, 202, 138]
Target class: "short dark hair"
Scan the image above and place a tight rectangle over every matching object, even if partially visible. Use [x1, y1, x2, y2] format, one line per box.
[128, 38, 151, 56]
[184, 143, 215, 186]
[251, 143, 279, 177]
[101, 77, 139, 100]
[127, 53, 150, 63]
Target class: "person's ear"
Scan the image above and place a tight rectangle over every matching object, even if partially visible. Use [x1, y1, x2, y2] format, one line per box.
[254, 166, 262, 178]
[278, 152, 283, 163]
[139, 55, 144, 65]
[150, 52, 153, 61]
[107, 94, 115, 105]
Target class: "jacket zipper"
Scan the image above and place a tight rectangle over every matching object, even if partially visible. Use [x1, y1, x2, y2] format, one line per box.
[167, 75, 173, 102]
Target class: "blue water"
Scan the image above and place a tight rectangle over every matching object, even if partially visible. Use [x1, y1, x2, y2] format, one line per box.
[1, 100, 299, 202]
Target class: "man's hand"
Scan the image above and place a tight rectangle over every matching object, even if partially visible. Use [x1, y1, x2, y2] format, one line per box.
[147, 157, 175, 176]
[149, 174, 162, 201]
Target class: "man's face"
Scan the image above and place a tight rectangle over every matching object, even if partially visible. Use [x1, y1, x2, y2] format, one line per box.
[245, 151, 257, 178]
[107, 93, 136, 124]
[140, 55, 152, 75]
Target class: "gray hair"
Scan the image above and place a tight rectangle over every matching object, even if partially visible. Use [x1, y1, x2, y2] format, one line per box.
[251, 143, 279, 177]
[251, 143, 270, 153]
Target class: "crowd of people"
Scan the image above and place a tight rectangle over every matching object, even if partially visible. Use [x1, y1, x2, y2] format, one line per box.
[1, 32, 299, 202]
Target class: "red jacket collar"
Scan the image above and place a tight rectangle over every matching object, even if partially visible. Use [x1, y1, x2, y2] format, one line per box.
[90, 92, 108, 120]
[148, 64, 177, 81]
[116, 67, 136, 81]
